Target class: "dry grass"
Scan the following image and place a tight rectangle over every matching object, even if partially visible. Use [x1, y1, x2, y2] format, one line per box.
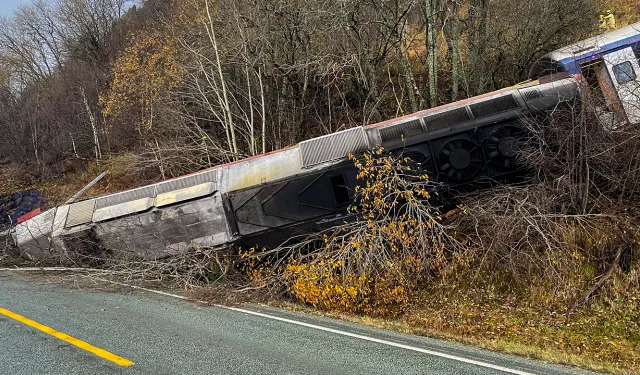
[0, 153, 160, 207]
[0, 159, 31, 196]
[233, 131, 640, 374]
[266, 284, 637, 375]
[402, 277, 639, 374]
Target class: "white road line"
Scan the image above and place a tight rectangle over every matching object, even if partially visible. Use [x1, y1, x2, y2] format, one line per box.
[223, 306, 537, 375]
[94, 278, 537, 375]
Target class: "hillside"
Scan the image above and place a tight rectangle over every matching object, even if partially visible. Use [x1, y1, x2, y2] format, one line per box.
[1, 1, 640, 374]
[1, 0, 631, 192]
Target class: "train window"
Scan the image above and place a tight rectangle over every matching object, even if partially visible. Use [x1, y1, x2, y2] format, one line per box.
[330, 174, 351, 205]
[613, 61, 637, 84]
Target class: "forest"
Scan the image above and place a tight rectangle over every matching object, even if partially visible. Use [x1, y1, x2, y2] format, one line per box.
[0, 0, 630, 183]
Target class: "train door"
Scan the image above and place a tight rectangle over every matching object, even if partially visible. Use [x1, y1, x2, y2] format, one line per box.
[581, 59, 626, 129]
[602, 47, 640, 125]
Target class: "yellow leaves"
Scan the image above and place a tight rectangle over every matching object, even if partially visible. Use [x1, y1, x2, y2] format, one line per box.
[239, 146, 466, 317]
[284, 254, 415, 315]
[278, 148, 454, 315]
[100, 30, 184, 132]
[286, 260, 369, 311]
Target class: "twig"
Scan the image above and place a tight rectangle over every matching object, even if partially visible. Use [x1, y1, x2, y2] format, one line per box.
[566, 246, 623, 317]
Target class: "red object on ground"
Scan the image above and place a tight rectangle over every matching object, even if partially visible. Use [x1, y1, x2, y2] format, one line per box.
[16, 208, 41, 224]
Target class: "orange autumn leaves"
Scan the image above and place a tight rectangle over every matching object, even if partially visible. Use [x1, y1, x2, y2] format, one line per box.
[244, 147, 467, 316]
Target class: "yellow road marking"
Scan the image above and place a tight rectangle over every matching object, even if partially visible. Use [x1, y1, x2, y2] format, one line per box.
[0, 306, 134, 367]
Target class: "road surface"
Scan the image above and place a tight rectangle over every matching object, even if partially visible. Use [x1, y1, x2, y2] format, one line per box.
[0, 271, 600, 375]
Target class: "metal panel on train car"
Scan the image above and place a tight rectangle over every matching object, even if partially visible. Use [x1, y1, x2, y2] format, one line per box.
[603, 47, 640, 124]
[229, 164, 359, 237]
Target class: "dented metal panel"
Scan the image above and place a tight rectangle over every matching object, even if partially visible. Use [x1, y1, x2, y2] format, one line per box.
[65, 199, 96, 228]
[14, 209, 57, 259]
[95, 185, 157, 210]
[93, 198, 154, 222]
[299, 127, 369, 168]
[221, 148, 306, 193]
[93, 193, 232, 259]
[14, 209, 56, 241]
[155, 182, 216, 207]
[155, 170, 218, 195]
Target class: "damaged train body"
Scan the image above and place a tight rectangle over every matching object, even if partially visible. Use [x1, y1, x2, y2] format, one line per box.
[12, 23, 640, 260]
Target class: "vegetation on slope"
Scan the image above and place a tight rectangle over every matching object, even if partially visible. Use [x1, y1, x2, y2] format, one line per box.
[1, 1, 639, 373]
[237, 103, 640, 373]
[0, 0, 623, 187]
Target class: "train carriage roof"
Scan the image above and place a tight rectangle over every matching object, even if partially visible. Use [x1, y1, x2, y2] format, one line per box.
[529, 23, 640, 79]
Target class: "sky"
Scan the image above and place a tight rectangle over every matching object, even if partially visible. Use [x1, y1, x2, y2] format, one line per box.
[0, 0, 31, 17]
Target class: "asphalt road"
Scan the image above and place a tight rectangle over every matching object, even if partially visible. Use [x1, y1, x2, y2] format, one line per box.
[0, 271, 601, 375]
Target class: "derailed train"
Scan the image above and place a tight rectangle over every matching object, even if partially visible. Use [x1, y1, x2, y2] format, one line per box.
[13, 23, 640, 260]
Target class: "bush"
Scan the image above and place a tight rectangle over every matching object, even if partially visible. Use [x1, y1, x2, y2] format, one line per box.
[244, 147, 466, 315]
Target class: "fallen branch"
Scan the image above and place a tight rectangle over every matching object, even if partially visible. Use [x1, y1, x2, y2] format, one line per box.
[567, 246, 623, 316]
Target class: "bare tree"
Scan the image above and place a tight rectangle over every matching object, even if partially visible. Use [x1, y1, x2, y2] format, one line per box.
[423, 0, 440, 107]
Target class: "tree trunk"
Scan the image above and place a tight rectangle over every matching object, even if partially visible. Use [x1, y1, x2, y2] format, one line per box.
[245, 63, 255, 156]
[399, 25, 420, 112]
[444, 1, 461, 101]
[204, 0, 238, 158]
[258, 66, 266, 154]
[424, 0, 439, 107]
[81, 86, 101, 160]
[469, 0, 489, 95]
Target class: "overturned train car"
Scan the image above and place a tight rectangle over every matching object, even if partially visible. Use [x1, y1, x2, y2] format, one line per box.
[12, 76, 578, 260]
[13, 23, 640, 260]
